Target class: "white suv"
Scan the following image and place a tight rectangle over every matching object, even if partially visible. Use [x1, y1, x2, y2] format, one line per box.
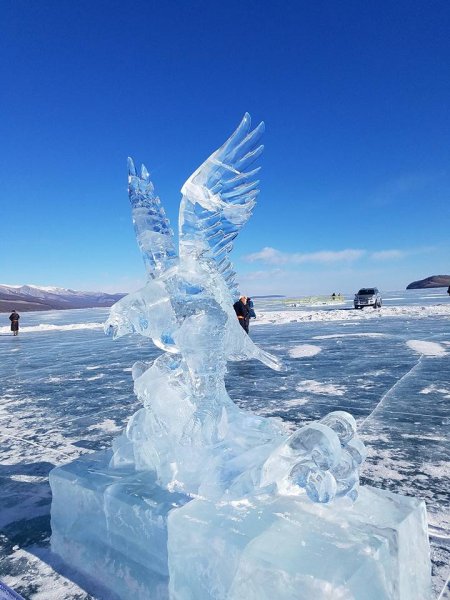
[354, 288, 382, 309]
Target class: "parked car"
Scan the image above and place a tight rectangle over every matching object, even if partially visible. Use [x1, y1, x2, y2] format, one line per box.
[354, 287, 382, 309]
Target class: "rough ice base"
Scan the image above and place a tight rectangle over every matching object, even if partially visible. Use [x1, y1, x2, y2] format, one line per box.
[168, 486, 431, 600]
[49, 451, 188, 600]
[50, 454, 431, 600]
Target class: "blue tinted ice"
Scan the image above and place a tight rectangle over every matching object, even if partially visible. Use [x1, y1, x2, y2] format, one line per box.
[104, 114, 367, 502]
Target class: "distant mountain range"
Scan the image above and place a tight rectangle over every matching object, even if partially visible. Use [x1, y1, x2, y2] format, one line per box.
[0, 284, 126, 313]
[406, 275, 450, 290]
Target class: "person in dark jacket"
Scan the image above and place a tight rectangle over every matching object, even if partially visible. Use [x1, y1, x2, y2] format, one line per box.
[233, 296, 250, 333]
[447, 286, 450, 296]
[247, 297, 256, 319]
[9, 310, 20, 336]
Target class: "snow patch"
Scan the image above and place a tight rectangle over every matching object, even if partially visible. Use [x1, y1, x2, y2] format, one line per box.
[283, 397, 311, 407]
[313, 333, 387, 340]
[288, 345, 322, 358]
[87, 419, 121, 433]
[254, 304, 450, 326]
[419, 384, 450, 398]
[0, 322, 103, 334]
[10, 474, 47, 483]
[406, 340, 446, 356]
[47, 376, 66, 383]
[296, 379, 346, 396]
[86, 373, 104, 381]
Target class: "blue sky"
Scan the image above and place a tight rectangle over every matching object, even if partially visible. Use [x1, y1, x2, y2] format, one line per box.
[1, 0, 449, 295]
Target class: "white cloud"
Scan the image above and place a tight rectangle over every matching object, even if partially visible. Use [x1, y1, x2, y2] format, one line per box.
[244, 247, 285, 264]
[370, 249, 407, 260]
[244, 246, 366, 265]
[244, 245, 436, 267]
[369, 246, 436, 261]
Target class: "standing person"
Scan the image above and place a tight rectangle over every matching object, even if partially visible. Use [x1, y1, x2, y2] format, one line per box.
[233, 296, 250, 333]
[247, 297, 256, 319]
[9, 310, 20, 336]
[447, 286, 450, 296]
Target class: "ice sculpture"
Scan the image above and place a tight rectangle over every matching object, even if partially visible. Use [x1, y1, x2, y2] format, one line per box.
[50, 114, 432, 599]
[104, 113, 365, 503]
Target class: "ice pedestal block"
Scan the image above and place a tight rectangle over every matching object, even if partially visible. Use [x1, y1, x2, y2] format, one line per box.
[168, 486, 431, 600]
[50, 454, 431, 600]
[49, 450, 189, 600]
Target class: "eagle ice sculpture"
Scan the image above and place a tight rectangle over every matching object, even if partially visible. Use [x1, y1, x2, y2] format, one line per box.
[105, 114, 366, 503]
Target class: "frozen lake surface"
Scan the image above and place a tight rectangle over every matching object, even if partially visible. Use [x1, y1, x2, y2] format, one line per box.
[0, 289, 449, 599]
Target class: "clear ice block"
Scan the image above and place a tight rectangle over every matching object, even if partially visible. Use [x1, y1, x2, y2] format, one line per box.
[168, 486, 431, 600]
[50, 451, 188, 600]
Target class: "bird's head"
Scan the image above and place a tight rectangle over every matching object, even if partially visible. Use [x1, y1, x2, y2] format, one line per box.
[104, 278, 179, 353]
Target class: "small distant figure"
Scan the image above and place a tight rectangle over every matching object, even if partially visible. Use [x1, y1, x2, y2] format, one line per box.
[247, 297, 256, 319]
[233, 295, 250, 334]
[331, 292, 336, 300]
[9, 309, 20, 336]
[447, 286, 450, 296]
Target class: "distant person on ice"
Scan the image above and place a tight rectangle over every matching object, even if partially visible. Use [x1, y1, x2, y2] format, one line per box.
[447, 286, 450, 296]
[247, 297, 256, 319]
[9, 310, 20, 336]
[233, 296, 250, 334]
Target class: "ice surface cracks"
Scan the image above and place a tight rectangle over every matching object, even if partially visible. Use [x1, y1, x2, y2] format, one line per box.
[360, 356, 424, 429]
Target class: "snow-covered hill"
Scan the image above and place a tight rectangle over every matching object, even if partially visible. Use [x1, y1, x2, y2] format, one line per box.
[0, 284, 125, 312]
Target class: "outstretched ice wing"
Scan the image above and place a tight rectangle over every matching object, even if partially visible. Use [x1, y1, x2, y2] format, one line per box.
[179, 113, 264, 298]
[128, 157, 178, 279]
